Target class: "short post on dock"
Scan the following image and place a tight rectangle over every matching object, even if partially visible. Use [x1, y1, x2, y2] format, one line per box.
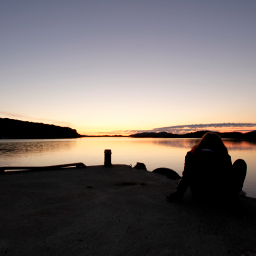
[104, 149, 112, 167]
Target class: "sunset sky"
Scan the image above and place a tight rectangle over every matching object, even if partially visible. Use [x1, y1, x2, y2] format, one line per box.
[1, 1, 256, 135]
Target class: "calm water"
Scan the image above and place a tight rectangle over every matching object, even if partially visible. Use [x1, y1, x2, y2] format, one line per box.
[1, 137, 256, 198]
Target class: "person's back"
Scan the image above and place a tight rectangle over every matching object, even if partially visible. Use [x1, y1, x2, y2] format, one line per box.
[184, 148, 233, 199]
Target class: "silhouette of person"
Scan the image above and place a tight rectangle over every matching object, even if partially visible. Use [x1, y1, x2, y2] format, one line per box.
[166, 132, 247, 216]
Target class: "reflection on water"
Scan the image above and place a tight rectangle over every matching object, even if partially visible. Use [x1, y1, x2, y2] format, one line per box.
[0, 140, 76, 155]
[223, 139, 256, 151]
[152, 138, 256, 151]
[152, 138, 201, 148]
[0, 139, 77, 166]
[0, 137, 256, 198]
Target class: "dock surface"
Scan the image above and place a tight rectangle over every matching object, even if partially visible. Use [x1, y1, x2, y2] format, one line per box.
[1, 165, 256, 256]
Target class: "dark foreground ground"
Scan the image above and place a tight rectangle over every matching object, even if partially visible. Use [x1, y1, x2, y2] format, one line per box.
[1, 165, 256, 256]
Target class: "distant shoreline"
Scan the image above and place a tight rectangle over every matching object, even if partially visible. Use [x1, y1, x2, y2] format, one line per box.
[128, 130, 256, 140]
[76, 130, 256, 140]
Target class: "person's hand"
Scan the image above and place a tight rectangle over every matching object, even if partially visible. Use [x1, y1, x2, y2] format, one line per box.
[236, 205, 250, 220]
[239, 209, 250, 220]
[241, 215, 249, 220]
[166, 192, 182, 202]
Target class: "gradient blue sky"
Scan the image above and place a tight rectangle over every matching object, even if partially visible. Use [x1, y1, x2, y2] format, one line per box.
[1, 0, 256, 135]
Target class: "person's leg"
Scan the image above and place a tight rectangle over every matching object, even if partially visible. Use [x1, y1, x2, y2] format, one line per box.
[232, 159, 247, 193]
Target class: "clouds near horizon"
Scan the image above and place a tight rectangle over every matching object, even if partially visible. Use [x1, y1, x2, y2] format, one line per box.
[1, 112, 256, 135]
[110, 123, 256, 135]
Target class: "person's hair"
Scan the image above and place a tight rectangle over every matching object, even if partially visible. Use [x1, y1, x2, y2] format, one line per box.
[191, 132, 228, 154]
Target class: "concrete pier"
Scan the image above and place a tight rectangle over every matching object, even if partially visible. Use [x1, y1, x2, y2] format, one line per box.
[0, 165, 256, 256]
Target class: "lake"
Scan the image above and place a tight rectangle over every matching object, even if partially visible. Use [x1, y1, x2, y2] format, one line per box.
[1, 137, 256, 198]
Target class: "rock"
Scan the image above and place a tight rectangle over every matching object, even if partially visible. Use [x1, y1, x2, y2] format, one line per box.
[152, 168, 181, 180]
[133, 162, 147, 170]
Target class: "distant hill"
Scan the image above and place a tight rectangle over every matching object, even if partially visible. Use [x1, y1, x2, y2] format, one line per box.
[130, 130, 256, 140]
[0, 118, 81, 139]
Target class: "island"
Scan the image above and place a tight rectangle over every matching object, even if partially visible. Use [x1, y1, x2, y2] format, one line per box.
[130, 130, 256, 140]
[0, 118, 81, 139]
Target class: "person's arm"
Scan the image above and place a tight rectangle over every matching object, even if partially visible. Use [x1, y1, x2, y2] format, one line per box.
[166, 152, 192, 201]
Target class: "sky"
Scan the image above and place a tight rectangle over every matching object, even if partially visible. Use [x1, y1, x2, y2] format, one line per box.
[1, 0, 256, 135]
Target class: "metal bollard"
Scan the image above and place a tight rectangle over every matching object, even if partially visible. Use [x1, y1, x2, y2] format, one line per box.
[104, 149, 112, 167]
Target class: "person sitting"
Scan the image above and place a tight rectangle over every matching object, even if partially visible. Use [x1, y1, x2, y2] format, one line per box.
[166, 132, 247, 216]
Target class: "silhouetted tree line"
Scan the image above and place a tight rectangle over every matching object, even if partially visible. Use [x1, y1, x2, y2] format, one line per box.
[130, 130, 256, 140]
[0, 118, 81, 139]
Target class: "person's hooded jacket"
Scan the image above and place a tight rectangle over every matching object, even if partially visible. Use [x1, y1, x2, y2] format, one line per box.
[175, 148, 234, 199]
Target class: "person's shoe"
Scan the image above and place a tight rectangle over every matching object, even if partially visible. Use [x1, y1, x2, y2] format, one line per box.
[238, 190, 247, 197]
[166, 192, 183, 202]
